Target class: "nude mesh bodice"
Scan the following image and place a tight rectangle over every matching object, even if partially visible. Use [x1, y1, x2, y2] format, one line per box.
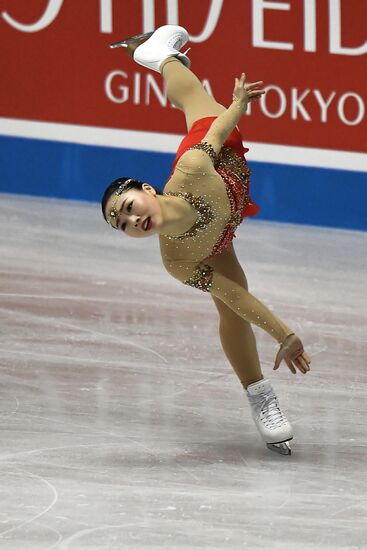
[159, 144, 293, 344]
[160, 144, 250, 260]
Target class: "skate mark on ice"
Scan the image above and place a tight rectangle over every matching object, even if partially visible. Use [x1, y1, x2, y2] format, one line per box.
[0, 441, 124, 462]
[3, 307, 168, 363]
[0, 467, 59, 538]
[16, 412, 202, 483]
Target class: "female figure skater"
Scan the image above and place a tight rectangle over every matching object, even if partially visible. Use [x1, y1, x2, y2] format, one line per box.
[102, 25, 311, 455]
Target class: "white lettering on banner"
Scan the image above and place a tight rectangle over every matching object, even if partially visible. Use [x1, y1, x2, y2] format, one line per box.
[259, 86, 287, 118]
[142, 0, 159, 34]
[184, 0, 223, 43]
[105, 70, 129, 103]
[105, 72, 365, 127]
[100, 0, 113, 33]
[254, 86, 365, 125]
[140, 0, 223, 41]
[134, 72, 141, 105]
[1, 0, 63, 32]
[105, 70, 214, 107]
[329, 0, 367, 56]
[2, 0, 365, 58]
[146, 74, 167, 106]
[99, 0, 223, 40]
[304, 0, 316, 52]
[337, 93, 365, 126]
[252, 0, 366, 55]
[105, 70, 175, 107]
[252, 0, 293, 50]
[291, 89, 311, 121]
[313, 90, 336, 122]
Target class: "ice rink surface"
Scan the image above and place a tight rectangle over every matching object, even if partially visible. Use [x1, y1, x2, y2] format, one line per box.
[0, 193, 366, 550]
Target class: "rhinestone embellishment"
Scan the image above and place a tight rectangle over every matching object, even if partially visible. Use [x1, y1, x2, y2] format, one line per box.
[162, 191, 215, 240]
[183, 263, 214, 292]
[188, 141, 217, 164]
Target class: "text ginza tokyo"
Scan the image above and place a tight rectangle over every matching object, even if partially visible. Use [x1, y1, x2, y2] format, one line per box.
[105, 70, 365, 127]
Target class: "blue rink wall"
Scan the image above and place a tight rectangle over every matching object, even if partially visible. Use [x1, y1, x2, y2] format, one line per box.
[0, 135, 366, 231]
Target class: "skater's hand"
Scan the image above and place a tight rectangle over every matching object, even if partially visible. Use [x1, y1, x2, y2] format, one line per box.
[232, 73, 265, 112]
[274, 334, 311, 375]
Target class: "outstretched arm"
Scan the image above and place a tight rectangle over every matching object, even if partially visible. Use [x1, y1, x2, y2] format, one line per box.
[165, 258, 293, 344]
[164, 258, 311, 374]
[203, 73, 264, 156]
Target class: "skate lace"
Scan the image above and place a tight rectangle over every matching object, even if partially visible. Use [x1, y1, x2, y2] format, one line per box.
[250, 392, 288, 429]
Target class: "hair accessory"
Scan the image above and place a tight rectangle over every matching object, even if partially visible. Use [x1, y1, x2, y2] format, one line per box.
[107, 178, 134, 227]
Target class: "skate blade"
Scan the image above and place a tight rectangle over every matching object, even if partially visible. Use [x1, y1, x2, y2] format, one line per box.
[109, 31, 154, 49]
[267, 441, 291, 455]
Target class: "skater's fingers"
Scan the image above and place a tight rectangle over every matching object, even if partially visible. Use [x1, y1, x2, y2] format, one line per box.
[296, 352, 311, 372]
[273, 350, 283, 370]
[303, 351, 311, 364]
[286, 359, 297, 374]
[294, 354, 309, 372]
[296, 357, 308, 373]
[300, 355, 311, 371]
[247, 80, 264, 90]
[249, 89, 265, 96]
[248, 90, 265, 101]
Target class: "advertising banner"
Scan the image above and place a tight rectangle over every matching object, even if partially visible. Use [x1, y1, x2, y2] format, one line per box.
[0, 0, 366, 228]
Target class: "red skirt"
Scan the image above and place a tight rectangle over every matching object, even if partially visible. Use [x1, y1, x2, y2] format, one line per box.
[170, 116, 260, 218]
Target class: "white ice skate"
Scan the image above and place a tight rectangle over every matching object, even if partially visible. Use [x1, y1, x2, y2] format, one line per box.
[110, 25, 191, 73]
[246, 379, 293, 455]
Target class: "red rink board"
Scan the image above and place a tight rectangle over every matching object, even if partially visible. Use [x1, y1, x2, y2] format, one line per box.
[0, 0, 366, 153]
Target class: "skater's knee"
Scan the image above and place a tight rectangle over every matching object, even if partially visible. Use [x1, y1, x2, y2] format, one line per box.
[213, 296, 248, 327]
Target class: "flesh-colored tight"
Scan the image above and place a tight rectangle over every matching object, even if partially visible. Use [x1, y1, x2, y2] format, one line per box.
[161, 59, 263, 390]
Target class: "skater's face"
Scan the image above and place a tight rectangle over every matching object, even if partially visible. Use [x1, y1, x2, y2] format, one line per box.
[105, 184, 161, 238]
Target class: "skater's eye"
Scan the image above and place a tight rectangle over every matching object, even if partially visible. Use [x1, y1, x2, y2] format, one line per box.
[116, 199, 132, 231]
[120, 203, 133, 231]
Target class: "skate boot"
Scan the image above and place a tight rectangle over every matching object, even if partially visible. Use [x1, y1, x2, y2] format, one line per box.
[246, 379, 293, 455]
[110, 25, 191, 73]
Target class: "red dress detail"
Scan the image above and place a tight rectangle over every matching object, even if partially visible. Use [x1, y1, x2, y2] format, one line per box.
[170, 116, 260, 257]
[171, 117, 260, 219]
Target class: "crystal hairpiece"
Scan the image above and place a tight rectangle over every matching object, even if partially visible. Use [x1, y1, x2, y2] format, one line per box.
[107, 178, 134, 227]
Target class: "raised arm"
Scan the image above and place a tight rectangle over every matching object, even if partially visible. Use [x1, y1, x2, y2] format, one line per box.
[174, 73, 265, 173]
[202, 73, 265, 156]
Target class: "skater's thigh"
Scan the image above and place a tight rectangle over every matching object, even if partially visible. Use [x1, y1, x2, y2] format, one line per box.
[206, 243, 249, 318]
[184, 95, 226, 132]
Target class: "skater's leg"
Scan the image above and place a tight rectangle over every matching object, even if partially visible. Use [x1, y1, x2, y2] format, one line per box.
[161, 59, 226, 131]
[216, 302, 263, 390]
[209, 244, 263, 389]
[122, 28, 225, 130]
[211, 248, 293, 455]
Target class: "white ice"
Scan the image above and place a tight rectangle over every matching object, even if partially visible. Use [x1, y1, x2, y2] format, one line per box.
[0, 193, 366, 550]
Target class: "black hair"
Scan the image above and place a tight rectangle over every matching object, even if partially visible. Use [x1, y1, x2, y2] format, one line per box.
[101, 177, 163, 222]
